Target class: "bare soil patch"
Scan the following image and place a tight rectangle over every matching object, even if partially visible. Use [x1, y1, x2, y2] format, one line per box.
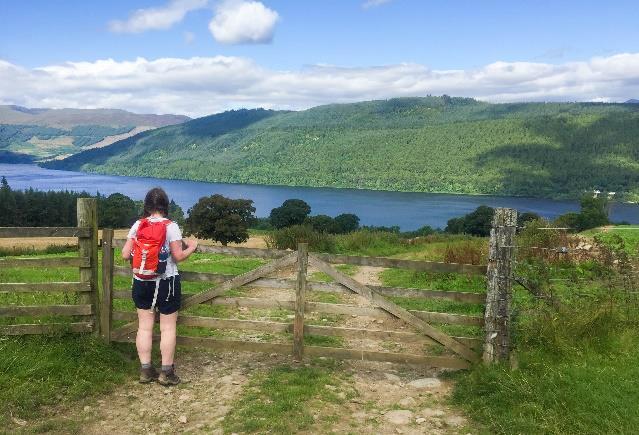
[28, 350, 474, 434]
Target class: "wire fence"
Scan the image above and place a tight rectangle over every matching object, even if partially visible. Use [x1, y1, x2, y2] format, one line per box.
[510, 225, 639, 321]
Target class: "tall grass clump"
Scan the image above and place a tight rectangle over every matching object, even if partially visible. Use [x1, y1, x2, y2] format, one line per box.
[453, 229, 639, 435]
[443, 240, 486, 265]
[264, 225, 336, 252]
[334, 229, 404, 256]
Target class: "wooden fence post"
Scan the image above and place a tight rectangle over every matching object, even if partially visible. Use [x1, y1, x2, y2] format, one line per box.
[101, 228, 114, 342]
[483, 207, 517, 364]
[77, 198, 99, 335]
[293, 243, 308, 361]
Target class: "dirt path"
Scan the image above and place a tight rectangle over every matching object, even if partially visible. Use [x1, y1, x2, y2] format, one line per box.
[31, 349, 473, 435]
[352, 265, 384, 286]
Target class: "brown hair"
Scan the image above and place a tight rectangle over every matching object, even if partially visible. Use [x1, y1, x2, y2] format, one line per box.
[143, 187, 169, 218]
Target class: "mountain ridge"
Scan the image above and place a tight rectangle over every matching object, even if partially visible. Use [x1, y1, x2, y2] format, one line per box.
[0, 105, 190, 128]
[0, 105, 190, 161]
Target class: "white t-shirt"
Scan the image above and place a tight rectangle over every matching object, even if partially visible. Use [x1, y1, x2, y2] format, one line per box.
[127, 217, 182, 279]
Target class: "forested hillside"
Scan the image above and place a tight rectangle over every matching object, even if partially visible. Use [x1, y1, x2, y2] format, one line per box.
[45, 97, 639, 200]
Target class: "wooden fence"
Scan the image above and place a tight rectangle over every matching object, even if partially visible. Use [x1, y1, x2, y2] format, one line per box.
[0, 198, 99, 335]
[102, 208, 516, 368]
[1, 202, 517, 368]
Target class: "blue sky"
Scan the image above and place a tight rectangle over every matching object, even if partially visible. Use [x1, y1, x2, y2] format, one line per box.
[1, 0, 638, 116]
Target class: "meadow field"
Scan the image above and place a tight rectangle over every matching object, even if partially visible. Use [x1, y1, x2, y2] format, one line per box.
[1, 227, 638, 434]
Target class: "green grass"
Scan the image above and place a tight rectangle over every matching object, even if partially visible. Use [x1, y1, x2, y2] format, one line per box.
[452, 331, 639, 434]
[582, 225, 639, 257]
[0, 334, 137, 427]
[223, 359, 346, 434]
[390, 295, 484, 316]
[380, 268, 486, 293]
[451, 245, 639, 435]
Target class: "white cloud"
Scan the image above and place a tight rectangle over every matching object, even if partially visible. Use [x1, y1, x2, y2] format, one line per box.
[209, 0, 279, 44]
[109, 0, 208, 33]
[2, 54, 639, 117]
[362, 0, 393, 9]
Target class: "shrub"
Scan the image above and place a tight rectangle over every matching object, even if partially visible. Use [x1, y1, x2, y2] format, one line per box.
[554, 195, 610, 232]
[401, 225, 437, 239]
[185, 194, 255, 246]
[250, 217, 273, 230]
[269, 199, 311, 229]
[445, 205, 494, 236]
[305, 214, 335, 233]
[332, 213, 360, 234]
[517, 211, 541, 227]
[264, 225, 336, 252]
[98, 192, 139, 228]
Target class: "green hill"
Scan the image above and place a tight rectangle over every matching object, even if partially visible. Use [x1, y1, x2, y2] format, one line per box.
[0, 105, 189, 161]
[44, 97, 639, 200]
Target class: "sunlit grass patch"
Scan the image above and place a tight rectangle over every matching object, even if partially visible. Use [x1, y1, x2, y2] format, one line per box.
[380, 268, 486, 293]
[223, 360, 347, 434]
[0, 335, 136, 427]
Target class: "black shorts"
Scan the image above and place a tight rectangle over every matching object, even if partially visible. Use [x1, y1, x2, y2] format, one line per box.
[132, 275, 181, 315]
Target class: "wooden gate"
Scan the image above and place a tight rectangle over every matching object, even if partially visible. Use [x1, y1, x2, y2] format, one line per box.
[101, 209, 519, 370]
[0, 198, 99, 335]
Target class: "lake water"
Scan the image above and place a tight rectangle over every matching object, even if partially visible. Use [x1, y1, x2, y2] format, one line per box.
[1, 164, 637, 230]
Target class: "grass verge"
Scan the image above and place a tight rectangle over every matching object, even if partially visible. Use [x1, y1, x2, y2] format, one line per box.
[223, 359, 347, 434]
[0, 334, 137, 428]
[452, 331, 639, 434]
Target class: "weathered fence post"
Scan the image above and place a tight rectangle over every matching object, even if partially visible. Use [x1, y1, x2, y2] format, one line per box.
[293, 243, 308, 361]
[483, 207, 517, 364]
[101, 228, 114, 342]
[77, 198, 99, 335]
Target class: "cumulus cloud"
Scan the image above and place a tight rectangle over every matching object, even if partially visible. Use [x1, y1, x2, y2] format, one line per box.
[2, 54, 639, 117]
[109, 0, 208, 33]
[209, 0, 279, 44]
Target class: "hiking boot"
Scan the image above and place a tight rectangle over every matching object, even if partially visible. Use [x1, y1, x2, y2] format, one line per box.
[158, 368, 181, 386]
[139, 366, 159, 384]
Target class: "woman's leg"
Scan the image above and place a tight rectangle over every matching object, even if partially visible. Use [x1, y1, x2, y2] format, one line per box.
[159, 312, 178, 366]
[136, 309, 155, 364]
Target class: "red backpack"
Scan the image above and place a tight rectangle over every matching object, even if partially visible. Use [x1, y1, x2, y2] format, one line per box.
[131, 218, 172, 280]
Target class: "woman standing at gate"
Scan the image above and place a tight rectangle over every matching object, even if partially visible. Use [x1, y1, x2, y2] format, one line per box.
[121, 187, 198, 385]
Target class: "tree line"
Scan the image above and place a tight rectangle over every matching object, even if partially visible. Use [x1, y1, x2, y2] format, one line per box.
[0, 177, 184, 229]
[444, 195, 612, 236]
[0, 174, 614, 248]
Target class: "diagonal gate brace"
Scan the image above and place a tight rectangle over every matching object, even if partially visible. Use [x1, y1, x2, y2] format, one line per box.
[111, 252, 298, 339]
[308, 254, 479, 363]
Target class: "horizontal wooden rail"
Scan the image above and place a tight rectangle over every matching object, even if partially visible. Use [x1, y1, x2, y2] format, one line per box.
[203, 297, 483, 326]
[313, 253, 487, 275]
[112, 239, 486, 275]
[0, 304, 92, 317]
[0, 257, 90, 268]
[111, 296, 482, 326]
[112, 311, 482, 349]
[110, 334, 470, 369]
[0, 227, 91, 238]
[0, 322, 93, 335]
[0, 282, 91, 293]
[113, 267, 484, 303]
